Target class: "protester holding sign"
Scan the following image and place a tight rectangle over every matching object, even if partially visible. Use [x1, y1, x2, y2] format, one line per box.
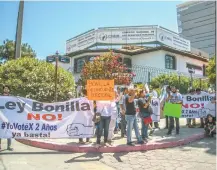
[125, 88, 144, 146]
[95, 101, 112, 145]
[166, 86, 183, 135]
[0, 85, 13, 151]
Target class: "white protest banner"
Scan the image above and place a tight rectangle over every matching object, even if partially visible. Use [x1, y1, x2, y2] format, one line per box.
[181, 93, 215, 118]
[0, 96, 94, 139]
[151, 98, 160, 122]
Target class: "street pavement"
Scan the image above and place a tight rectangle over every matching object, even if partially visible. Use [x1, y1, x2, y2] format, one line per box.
[0, 118, 216, 170]
[22, 118, 206, 146]
[0, 137, 215, 170]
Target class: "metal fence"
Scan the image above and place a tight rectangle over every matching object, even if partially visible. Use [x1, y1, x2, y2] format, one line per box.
[130, 64, 206, 84]
[67, 64, 207, 85]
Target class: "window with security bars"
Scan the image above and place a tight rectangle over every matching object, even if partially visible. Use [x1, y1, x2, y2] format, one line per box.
[74, 55, 96, 73]
[165, 55, 176, 70]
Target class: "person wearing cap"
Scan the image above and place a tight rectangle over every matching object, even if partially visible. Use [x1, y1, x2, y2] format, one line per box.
[166, 86, 183, 135]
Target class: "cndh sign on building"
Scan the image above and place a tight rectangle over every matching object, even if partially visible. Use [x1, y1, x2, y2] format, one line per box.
[66, 25, 191, 54]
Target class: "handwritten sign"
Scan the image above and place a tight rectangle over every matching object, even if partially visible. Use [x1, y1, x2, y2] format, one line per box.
[164, 103, 182, 118]
[86, 80, 115, 101]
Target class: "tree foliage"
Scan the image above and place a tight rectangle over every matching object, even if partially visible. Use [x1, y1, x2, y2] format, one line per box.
[206, 56, 216, 85]
[0, 39, 36, 64]
[0, 57, 75, 102]
[150, 73, 208, 94]
[80, 52, 134, 86]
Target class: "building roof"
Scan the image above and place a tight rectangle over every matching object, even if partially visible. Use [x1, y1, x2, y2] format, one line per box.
[176, 1, 204, 9]
[67, 45, 209, 62]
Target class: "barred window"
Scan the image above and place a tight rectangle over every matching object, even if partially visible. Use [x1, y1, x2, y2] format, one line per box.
[165, 55, 176, 70]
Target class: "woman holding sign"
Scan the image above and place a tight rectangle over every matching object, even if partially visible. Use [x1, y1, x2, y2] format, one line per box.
[166, 86, 183, 135]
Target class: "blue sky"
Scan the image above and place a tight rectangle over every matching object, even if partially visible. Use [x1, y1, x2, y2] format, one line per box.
[0, 1, 182, 59]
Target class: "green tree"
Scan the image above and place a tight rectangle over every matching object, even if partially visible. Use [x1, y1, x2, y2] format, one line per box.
[0, 39, 36, 64]
[81, 52, 134, 86]
[0, 57, 75, 102]
[206, 56, 216, 85]
[150, 73, 208, 94]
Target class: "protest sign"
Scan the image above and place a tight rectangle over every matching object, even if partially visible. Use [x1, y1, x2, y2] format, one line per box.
[0, 96, 94, 139]
[151, 98, 160, 122]
[181, 93, 215, 118]
[87, 80, 115, 101]
[164, 103, 182, 118]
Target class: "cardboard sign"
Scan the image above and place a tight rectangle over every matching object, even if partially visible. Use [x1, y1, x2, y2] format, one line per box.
[163, 103, 182, 118]
[86, 80, 115, 101]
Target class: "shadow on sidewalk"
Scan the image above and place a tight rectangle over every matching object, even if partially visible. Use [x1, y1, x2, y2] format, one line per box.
[112, 152, 129, 162]
[65, 153, 103, 163]
[179, 137, 216, 155]
[0, 151, 72, 155]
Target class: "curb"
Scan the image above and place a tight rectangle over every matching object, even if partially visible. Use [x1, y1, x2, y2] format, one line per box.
[16, 133, 205, 153]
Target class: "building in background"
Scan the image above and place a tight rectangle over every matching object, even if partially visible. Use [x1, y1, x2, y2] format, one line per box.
[177, 1, 216, 57]
[64, 25, 209, 83]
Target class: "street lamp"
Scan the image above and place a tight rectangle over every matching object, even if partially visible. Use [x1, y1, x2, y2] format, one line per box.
[54, 51, 59, 102]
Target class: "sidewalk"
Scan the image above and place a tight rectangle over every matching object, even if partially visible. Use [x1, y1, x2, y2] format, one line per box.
[16, 118, 205, 153]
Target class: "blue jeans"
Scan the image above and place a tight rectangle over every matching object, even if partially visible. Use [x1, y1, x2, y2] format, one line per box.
[97, 116, 111, 144]
[115, 103, 120, 130]
[125, 115, 142, 143]
[141, 119, 148, 139]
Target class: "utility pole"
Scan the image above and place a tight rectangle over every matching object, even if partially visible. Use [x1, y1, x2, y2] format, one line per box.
[54, 51, 59, 102]
[15, 0, 24, 59]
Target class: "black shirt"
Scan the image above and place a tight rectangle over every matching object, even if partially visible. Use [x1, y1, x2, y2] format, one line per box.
[205, 120, 216, 129]
[125, 95, 136, 115]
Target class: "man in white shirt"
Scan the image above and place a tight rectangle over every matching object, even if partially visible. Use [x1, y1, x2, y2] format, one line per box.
[96, 101, 112, 145]
[166, 86, 183, 135]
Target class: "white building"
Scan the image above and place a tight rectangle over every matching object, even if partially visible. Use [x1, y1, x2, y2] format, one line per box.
[67, 46, 208, 83]
[48, 25, 209, 83]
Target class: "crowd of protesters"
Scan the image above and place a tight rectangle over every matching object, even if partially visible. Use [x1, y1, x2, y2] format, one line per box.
[0, 84, 216, 150]
[85, 85, 215, 146]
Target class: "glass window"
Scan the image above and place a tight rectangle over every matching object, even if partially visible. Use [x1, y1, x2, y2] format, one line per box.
[177, 20, 182, 26]
[186, 63, 202, 71]
[123, 58, 132, 68]
[165, 55, 176, 70]
[178, 27, 182, 33]
[74, 57, 85, 73]
[74, 55, 97, 73]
